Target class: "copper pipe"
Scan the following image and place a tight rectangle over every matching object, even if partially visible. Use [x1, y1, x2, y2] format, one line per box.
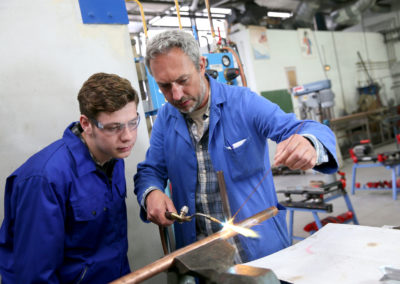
[219, 46, 247, 87]
[217, 171, 232, 220]
[204, 0, 215, 39]
[158, 225, 169, 255]
[110, 206, 278, 284]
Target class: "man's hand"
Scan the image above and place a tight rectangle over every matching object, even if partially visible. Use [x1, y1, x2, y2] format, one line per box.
[273, 134, 317, 170]
[145, 190, 176, 226]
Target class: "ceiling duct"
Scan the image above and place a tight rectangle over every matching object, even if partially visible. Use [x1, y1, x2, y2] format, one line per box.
[329, 0, 377, 29]
[189, 0, 199, 12]
[283, 0, 322, 29]
[369, 0, 392, 13]
[226, 1, 269, 26]
[282, 0, 381, 31]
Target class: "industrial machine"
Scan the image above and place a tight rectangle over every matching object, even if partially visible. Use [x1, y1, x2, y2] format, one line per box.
[292, 79, 335, 124]
[204, 52, 238, 85]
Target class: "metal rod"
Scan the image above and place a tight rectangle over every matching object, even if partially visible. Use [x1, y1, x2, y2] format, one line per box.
[217, 171, 232, 220]
[110, 206, 278, 284]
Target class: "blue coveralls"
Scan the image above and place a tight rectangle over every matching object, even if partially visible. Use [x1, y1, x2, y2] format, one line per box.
[135, 76, 338, 262]
[0, 123, 130, 283]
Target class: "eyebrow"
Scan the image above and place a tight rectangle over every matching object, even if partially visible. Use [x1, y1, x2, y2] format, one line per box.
[156, 74, 190, 86]
[102, 114, 139, 126]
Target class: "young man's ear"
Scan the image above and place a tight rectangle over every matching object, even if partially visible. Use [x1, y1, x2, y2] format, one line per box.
[80, 115, 93, 135]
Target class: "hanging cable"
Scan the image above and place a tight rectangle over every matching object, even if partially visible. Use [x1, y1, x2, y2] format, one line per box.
[126, 0, 148, 39]
[173, 0, 182, 30]
[204, 0, 215, 39]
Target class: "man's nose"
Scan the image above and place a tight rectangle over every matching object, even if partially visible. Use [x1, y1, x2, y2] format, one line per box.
[171, 82, 184, 101]
[120, 125, 135, 141]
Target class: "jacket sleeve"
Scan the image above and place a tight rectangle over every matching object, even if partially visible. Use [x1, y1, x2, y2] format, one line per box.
[241, 89, 338, 173]
[134, 107, 169, 221]
[12, 175, 65, 283]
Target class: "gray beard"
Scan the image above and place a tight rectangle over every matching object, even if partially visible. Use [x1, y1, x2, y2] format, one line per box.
[182, 77, 207, 114]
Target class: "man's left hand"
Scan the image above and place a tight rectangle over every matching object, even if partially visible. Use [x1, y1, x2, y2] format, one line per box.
[273, 134, 317, 170]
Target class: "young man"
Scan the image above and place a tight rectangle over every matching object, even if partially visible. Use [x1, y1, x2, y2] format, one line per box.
[0, 73, 140, 283]
[134, 30, 338, 263]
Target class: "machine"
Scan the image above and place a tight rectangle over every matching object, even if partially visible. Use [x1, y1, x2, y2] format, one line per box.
[292, 79, 335, 124]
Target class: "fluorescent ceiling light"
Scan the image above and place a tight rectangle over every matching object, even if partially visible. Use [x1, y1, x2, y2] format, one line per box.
[149, 16, 161, 25]
[150, 16, 191, 27]
[195, 11, 226, 18]
[202, 8, 231, 14]
[267, 11, 292, 18]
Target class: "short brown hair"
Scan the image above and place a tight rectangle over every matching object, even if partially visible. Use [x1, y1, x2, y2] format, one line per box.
[78, 73, 139, 119]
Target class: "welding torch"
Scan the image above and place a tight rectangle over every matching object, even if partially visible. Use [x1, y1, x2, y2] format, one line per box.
[165, 206, 222, 224]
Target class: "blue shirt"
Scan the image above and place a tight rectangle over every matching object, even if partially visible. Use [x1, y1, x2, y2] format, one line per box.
[0, 122, 130, 283]
[135, 76, 338, 262]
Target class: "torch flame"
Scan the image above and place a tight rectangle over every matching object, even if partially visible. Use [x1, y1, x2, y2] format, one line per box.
[222, 218, 259, 238]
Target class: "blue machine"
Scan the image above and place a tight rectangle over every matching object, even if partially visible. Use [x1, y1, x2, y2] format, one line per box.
[145, 66, 167, 116]
[203, 52, 237, 85]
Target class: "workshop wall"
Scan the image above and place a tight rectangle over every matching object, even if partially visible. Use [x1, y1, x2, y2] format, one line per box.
[0, 1, 163, 283]
[230, 27, 395, 117]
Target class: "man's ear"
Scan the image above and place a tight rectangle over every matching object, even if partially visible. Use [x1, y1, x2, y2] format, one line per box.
[199, 56, 206, 74]
[80, 115, 93, 135]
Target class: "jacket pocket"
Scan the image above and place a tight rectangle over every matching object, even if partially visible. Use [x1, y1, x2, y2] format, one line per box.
[71, 195, 103, 221]
[68, 195, 105, 248]
[223, 136, 264, 181]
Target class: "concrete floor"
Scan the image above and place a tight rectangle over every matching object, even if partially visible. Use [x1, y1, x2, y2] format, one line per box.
[274, 142, 400, 243]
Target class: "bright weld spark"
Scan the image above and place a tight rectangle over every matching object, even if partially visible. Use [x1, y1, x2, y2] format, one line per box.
[221, 219, 259, 238]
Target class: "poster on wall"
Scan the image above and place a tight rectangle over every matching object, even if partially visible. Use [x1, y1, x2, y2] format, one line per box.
[285, 66, 298, 92]
[249, 25, 270, 60]
[298, 28, 316, 58]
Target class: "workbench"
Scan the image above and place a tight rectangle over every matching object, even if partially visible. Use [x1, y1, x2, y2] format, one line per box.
[350, 151, 400, 200]
[278, 180, 359, 245]
[247, 223, 400, 284]
[330, 108, 398, 158]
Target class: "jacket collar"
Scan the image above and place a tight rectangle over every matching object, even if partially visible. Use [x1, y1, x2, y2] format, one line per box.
[62, 122, 101, 177]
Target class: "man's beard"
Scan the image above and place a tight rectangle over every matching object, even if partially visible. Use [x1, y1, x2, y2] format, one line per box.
[181, 77, 207, 114]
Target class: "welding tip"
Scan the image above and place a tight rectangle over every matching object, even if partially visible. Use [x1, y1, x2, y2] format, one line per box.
[206, 215, 222, 224]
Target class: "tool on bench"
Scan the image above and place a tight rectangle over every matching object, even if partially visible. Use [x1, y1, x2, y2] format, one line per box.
[278, 178, 348, 213]
[278, 172, 359, 244]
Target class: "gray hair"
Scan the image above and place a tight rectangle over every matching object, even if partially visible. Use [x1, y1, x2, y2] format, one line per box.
[145, 30, 200, 75]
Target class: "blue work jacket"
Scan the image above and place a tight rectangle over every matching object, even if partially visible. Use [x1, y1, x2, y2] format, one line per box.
[0, 123, 130, 283]
[135, 77, 338, 262]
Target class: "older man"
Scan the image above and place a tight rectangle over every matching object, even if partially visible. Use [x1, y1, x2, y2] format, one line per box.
[135, 30, 338, 263]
